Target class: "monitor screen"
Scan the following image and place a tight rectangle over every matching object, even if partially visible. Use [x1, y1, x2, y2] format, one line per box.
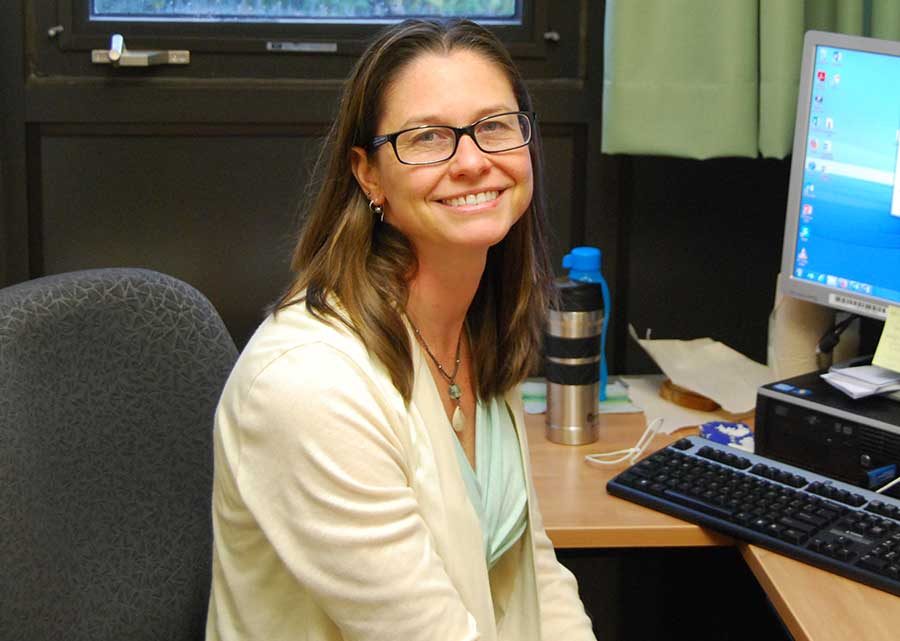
[780, 31, 900, 321]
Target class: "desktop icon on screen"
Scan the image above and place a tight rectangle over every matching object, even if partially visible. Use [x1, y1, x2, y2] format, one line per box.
[817, 70, 827, 82]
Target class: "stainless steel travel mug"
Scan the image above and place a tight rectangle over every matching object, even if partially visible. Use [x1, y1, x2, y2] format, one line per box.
[545, 279, 603, 445]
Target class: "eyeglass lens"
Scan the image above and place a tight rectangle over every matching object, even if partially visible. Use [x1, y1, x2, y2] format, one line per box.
[395, 113, 531, 164]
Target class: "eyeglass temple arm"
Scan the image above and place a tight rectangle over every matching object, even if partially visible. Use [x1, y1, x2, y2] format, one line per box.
[369, 135, 391, 151]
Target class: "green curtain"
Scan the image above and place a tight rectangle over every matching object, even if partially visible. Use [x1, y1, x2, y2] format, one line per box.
[601, 0, 900, 159]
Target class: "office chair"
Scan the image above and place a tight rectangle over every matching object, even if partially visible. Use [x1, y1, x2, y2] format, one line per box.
[0, 268, 238, 641]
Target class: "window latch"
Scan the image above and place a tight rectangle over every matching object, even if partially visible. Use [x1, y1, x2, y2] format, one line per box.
[91, 34, 190, 67]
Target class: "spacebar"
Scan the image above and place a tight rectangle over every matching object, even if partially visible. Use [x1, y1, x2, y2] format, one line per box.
[662, 489, 735, 520]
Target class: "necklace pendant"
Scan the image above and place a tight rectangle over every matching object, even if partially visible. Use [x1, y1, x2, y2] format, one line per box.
[448, 383, 462, 400]
[451, 405, 466, 432]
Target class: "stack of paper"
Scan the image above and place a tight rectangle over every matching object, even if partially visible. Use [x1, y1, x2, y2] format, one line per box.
[628, 325, 776, 414]
[821, 365, 900, 399]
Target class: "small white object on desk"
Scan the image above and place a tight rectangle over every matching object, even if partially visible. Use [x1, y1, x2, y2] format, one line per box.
[821, 365, 900, 399]
[699, 421, 755, 452]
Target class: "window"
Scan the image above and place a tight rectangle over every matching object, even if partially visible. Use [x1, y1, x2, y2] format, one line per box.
[58, 0, 544, 57]
[41, 0, 576, 81]
[91, 1, 520, 23]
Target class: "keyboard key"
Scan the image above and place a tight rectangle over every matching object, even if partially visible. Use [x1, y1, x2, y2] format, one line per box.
[662, 489, 735, 520]
[778, 516, 816, 534]
[835, 547, 854, 561]
[794, 511, 828, 527]
[859, 555, 887, 572]
[782, 528, 806, 544]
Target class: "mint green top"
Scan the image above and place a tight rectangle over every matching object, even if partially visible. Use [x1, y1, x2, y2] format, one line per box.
[452, 397, 528, 570]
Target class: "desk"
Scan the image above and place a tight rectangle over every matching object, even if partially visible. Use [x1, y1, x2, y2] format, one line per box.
[526, 412, 900, 641]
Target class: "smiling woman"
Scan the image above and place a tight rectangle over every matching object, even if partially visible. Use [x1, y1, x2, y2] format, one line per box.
[351, 48, 534, 270]
[204, 17, 598, 641]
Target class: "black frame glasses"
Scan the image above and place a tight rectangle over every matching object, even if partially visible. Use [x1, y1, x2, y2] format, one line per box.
[368, 111, 535, 165]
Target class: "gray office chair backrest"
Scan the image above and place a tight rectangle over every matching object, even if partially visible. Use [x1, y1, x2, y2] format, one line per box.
[0, 268, 238, 641]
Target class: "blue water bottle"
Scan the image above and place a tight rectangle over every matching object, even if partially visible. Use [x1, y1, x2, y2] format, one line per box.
[562, 247, 610, 401]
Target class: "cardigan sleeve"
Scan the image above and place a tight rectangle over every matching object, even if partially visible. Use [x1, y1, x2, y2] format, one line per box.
[529, 494, 597, 641]
[508, 394, 597, 641]
[229, 341, 480, 641]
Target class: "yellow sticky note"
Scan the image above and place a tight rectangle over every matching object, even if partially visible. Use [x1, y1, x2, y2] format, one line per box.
[873, 306, 900, 373]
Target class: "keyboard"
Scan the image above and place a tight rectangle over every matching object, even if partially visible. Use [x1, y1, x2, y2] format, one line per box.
[607, 436, 900, 597]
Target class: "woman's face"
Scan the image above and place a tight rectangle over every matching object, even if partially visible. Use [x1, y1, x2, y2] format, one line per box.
[353, 49, 533, 261]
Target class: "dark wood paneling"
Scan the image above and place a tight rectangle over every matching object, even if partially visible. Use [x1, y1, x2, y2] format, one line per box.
[1, 1, 28, 285]
[622, 156, 792, 372]
[35, 126, 584, 348]
[540, 126, 583, 270]
[38, 131, 322, 346]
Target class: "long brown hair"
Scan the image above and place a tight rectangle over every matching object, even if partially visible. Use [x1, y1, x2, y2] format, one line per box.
[276, 19, 555, 403]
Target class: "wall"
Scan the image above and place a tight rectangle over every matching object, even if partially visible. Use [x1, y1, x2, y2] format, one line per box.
[1, 1, 791, 374]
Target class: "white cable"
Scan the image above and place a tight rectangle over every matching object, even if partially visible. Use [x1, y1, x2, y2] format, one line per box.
[875, 474, 900, 494]
[584, 417, 665, 468]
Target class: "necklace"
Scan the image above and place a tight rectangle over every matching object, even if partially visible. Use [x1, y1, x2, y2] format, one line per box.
[409, 319, 466, 432]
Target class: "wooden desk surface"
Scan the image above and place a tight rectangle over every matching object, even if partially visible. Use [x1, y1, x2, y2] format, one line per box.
[526, 412, 730, 548]
[525, 411, 900, 641]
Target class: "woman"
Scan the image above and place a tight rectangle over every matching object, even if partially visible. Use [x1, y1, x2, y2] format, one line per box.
[206, 18, 597, 641]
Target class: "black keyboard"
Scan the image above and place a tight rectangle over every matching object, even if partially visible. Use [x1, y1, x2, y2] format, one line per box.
[607, 436, 900, 597]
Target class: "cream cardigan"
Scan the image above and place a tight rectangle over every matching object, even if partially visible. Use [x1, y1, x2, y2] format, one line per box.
[205, 301, 596, 641]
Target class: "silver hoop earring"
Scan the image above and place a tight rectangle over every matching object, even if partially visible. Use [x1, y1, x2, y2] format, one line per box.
[369, 199, 384, 223]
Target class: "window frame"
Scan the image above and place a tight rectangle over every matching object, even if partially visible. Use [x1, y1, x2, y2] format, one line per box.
[57, 0, 551, 59]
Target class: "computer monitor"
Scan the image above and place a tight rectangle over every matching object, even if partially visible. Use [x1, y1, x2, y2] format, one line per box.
[780, 31, 900, 321]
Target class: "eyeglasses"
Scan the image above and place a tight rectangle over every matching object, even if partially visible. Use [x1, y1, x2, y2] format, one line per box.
[368, 111, 535, 166]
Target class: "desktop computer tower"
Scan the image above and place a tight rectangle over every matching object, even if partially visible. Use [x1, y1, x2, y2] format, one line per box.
[755, 371, 900, 497]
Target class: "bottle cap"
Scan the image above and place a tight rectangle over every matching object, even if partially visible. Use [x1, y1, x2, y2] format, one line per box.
[562, 246, 602, 273]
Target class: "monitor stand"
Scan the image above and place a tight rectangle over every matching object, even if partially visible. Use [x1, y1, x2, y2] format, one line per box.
[767, 274, 860, 379]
